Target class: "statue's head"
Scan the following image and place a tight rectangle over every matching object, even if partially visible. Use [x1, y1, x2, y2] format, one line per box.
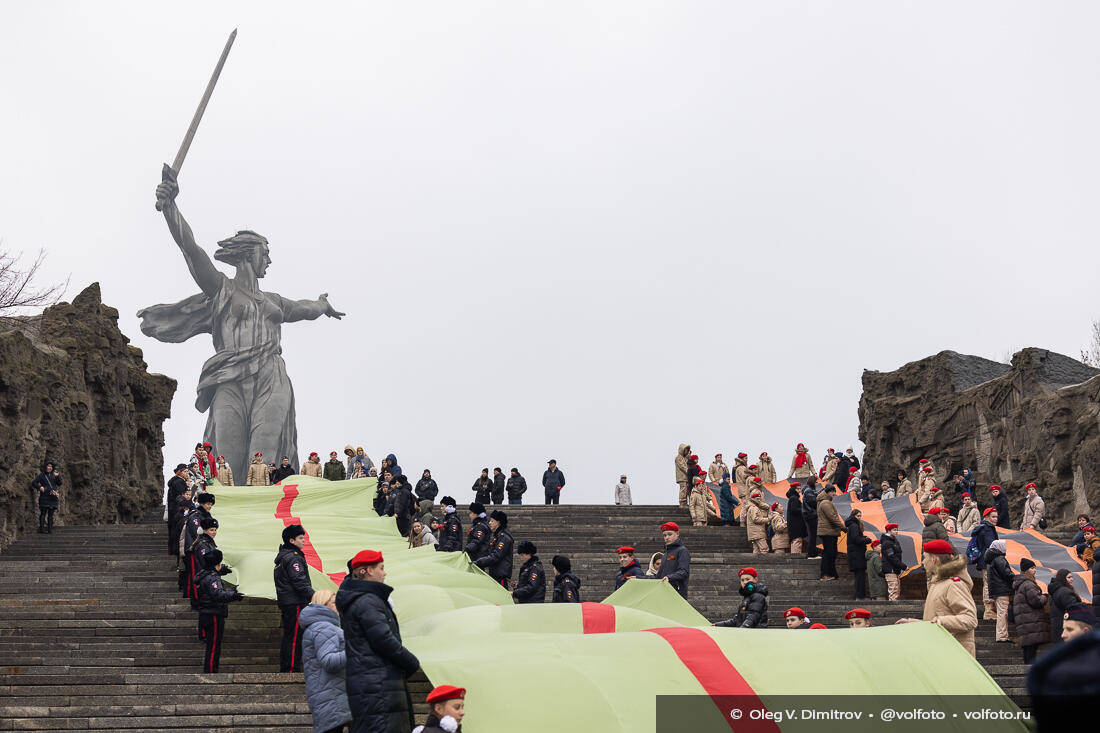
[215, 230, 271, 278]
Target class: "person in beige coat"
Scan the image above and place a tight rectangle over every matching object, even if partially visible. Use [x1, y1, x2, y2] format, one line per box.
[1020, 482, 1046, 531]
[688, 477, 709, 527]
[745, 484, 771, 554]
[897, 540, 977, 657]
[769, 502, 789, 553]
[916, 466, 935, 512]
[758, 453, 777, 484]
[215, 455, 234, 487]
[708, 454, 728, 484]
[674, 443, 691, 508]
[301, 452, 323, 478]
[246, 452, 269, 486]
[821, 454, 839, 488]
[787, 443, 815, 482]
[927, 486, 946, 513]
[956, 493, 980, 535]
[733, 453, 751, 525]
[896, 471, 913, 497]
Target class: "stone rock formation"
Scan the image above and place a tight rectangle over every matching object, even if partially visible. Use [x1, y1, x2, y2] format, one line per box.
[859, 348, 1100, 528]
[0, 283, 175, 550]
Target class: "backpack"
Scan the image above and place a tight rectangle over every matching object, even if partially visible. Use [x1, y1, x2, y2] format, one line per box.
[965, 533, 982, 564]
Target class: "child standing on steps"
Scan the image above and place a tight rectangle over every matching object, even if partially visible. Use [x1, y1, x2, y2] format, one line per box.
[688, 477, 709, 527]
[769, 502, 789, 553]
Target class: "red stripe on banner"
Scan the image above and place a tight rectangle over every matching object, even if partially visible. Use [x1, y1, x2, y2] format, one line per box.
[274, 483, 327, 578]
[274, 484, 299, 519]
[646, 627, 780, 732]
[580, 602, 616, 634]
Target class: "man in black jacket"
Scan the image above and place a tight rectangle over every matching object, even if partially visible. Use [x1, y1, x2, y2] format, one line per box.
[972, 507, 1001, 620]
[435, 496, 463, 553]
[336, 549, 420, 733]
[801, 478, 820, 559]
[506, 468, 527, 505]
[656, 521, 690, 598]
[188, 516, 222, 615]
[464, 503, 492, 561]
[473, 510, 513, 586]
[551, 555, 581, 602]
[166, 463, 190, 554]
[542, 459, 566, 505]
[415, 470, 439, 518]
[184, 493, 215, 602]
[879, 523, 906, 601]
[274, 524, 315, 672]
[271, 456, 296, 485]
[471, 469, 492, 504]
[990, 485, 1011, 529]
[512, 541, 546, 603]
[614, 546, 646, 589]
[716, 568, 768, 628]
[194, 549, 243, 673]
[491, 467, 506, 505]
[391, 476, 416, 537]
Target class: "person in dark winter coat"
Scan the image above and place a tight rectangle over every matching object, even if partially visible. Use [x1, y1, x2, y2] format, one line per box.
[512, 541, 546, 603]
[717, 472, 739, 526]
[301, 590, 352, 733]
[184, 494, 216, 604]
[1047, 569, 1082, 647]
[275, 524, 316, 673]
[271, 456, 296, 484]
[506, 468, 527, 505]
[193, 548, 243, 673]
[551, 555, 581, 602]
[32, 459, 62, 534]
[989, 485, 1011, 529]
[867, 541, 887, 600]
[471, 469, 492, 505]
[845, 510, 871, 599]
[165, 463, 190, 551]
[415, 470, 439, 519]
[879, 524, 906, 601]
[472, 510, 513, 586]
[972, 508, 1001, 620]
[984, 539, 1015, 643]
[491, 468, 506, 505]
[542, 459, 566, 505]
[337, 550, 420, 733]
[383, 453, 403, 480]
[463, 503, 492, 561]
[391, 477, 416, 538]
[189, 518, 223, 614]
[801, 478, 820, 558]
[434, 497, 463, 553]
[656, 522, 690, 598]
[1027, 624, 1100, 731]
[323, 451, 347, 482]
[614, 546, 646, 589]
[715, 568, 768, 628]
[416, 685, 467, 733]
[1012, 558, 1051, 663]
[785, 484, 807, 554]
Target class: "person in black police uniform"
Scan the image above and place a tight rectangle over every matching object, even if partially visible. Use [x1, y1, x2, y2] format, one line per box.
[552, 555, 582, 603]
[183, 493, 215, 602]
[614, 546, 646, 589]
[464, 503, 492, 561]
[656, 521, 691, 598]
[194, 548, 243, 672]
[274, 524, 316, 673]
[512, 541, 546, 603]
[189, 516, 221, 610]
[491, 467, 506, 505]
[473, 510, 514, 586]
[169, 484, 193, 561]
[471, 469, 493, 505]
[166, 463, 190, 553]
[435, 496, 463, 552]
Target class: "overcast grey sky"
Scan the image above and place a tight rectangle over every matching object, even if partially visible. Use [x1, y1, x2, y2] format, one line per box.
[2, 2, 1098, 504]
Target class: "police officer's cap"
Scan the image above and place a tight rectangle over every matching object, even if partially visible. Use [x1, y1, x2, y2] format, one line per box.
[200, 516, 219, 530]
[206, 549, 223, 567]
[440, 496, 457, 508]
[469, 502, 485, 515]
[282, 524, 306, 543]
[517, 540, 537, 555]
[489, 509, 508, 525]
[196, 493, 216, 505]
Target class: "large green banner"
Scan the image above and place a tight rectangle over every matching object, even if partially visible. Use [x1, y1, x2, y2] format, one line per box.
[210, 477, 1027, 732]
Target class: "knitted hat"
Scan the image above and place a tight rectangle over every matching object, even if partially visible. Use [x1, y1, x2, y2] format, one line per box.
[1020, 558, 1037, 573]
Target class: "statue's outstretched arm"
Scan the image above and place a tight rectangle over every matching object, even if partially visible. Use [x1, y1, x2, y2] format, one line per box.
[280, 292, 345, 323]
[155, 166, 223, 298]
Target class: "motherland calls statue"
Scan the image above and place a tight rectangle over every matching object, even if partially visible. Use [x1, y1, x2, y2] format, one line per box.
[138, 168, 345, 483]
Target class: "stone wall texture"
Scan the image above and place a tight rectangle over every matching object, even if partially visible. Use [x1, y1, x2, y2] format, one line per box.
[859, 348, 1100, 528]
[0, 283, 176, 550]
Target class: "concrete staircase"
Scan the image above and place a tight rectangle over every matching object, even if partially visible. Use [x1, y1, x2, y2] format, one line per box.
[1, 504, 1059, 728]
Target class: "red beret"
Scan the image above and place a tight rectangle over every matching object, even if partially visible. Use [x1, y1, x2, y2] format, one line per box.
[797, 443, 805, 449]
[928, 507, 944, 515]
[845, 608, 871, 620]
[770, 502, 779, 511]
[849, 467, 858, 473]
[760, 452, 768, 457]
[748, 464, 758, 470]
[752, 476, 763, 483]
[689, 454, 699, 461]
[218, 455, 225, 460]
[828, 448, 834, 452]
[784, 607, 806, 619]
[715, 453, 722, 458]
[790, 481, 802, 488]
[694, 477, 705, 484]
[350, 549, 383, 568]
[982, 507, 996, 518]
[922, 539, 955, 555]
[660, 522, 679, 532]
[739, 567, 757, 578]
[309, 451, 318, 457]
[989, 485, 1002, 492]
[884, 523, 899, 531]
[426, 685, 466, 704]
[961, 492, 972, 499]
[738, 453, 748, 458]
[809, 623, 828, 629]
[203, 441, 212, 448]
[1025, 482, 1037, 491]
[615, 546, 635, 554]
[870, 539, 881, 548]
[1083, 524, 1095, 533]
[330, 451, 338, 456]
[254, 451, 263, 457]
[921, 466, 933, 472]
[919, 458, 929, 464]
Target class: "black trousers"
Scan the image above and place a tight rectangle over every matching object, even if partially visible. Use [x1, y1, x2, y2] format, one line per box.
[804, 517, 819, 557]
[545, 491, 560, 505]
[199, 613, 226, 673]
[820, 536, 839, 578]
[39, 507, 55, 531]
[279, 604, 304, 672]
[167, 521, 178, 554]
[852, 569, 868, 599]
[396, 516, 411, 537]
[1022, 644, 1041, 664]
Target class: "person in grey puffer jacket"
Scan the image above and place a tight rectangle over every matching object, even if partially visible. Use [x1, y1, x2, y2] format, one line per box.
[301, 591, 352, 733]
